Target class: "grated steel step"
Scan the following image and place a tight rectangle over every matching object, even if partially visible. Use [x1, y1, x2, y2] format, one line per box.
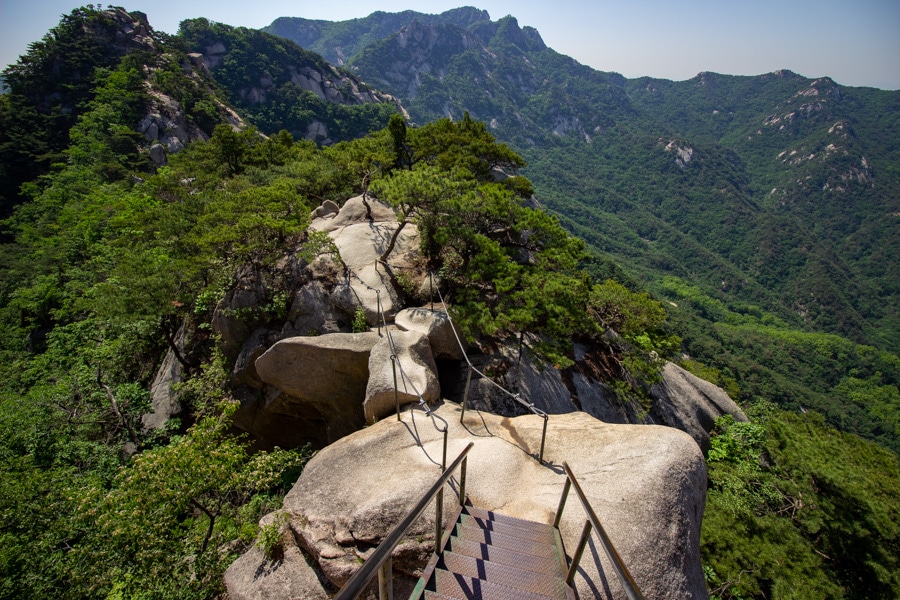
[415, 505, 574, 600]
[428, 568, 562, 600]
[423, 592, 463, 600]
[452, 523, 559, 558]
[457, 514, 557, 543]
[439, 550, 568, 598]
[444, 536, 564, 576]
[462, 506, 556, 532]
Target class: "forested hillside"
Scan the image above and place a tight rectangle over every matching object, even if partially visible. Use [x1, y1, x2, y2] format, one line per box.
[0, 6, 898, 600]
[267, 9, 900, 457]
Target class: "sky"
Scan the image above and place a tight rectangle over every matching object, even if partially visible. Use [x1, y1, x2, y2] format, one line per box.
[2, 0, 898, 90]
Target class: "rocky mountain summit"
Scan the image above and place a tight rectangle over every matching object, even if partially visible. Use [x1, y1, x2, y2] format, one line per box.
[135, 191, 744, 597]
[145, 192, 746, 450]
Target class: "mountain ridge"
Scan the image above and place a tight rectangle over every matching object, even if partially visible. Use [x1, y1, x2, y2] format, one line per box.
[264, 8, 898, 355]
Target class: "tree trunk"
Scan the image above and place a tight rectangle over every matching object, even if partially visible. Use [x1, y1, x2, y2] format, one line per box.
[97, 369, 140, 449]
[379, 220, 408, 264]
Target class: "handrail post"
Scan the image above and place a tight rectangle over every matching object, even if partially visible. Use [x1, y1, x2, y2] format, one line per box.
[378, 557, 393, 600]
[434, 488, 443, 556]
[377, 290, 383, 336]
[441, 428, 448, 471]
[391, 355, 400, 421]
[460, 365, 472, 423]
[553, 478, 571, 528]
[566, 520, 593, 585]
[429, 270, 434, 312]
[539, 414, 548, 464]
[459, 456, 467, 505]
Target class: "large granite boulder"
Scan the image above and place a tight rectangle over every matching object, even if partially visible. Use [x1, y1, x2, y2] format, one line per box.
[242, 402, 709, 599]
[310, 195, 422, 325]
[650, 362, 748, 451]
[364, 330, 440, 423]
[310, 195, 396, 233]
[254, 332, 381, 442]
[225, 511, 332, 600]
[394, 307, 466, 360]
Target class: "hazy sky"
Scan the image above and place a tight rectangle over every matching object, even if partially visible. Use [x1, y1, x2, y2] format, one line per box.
[2, 0, 898, 89]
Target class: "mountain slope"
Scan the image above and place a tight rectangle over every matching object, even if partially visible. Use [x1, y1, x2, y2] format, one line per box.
[267, 9, 899, 353]
[265, 8, 900, 453]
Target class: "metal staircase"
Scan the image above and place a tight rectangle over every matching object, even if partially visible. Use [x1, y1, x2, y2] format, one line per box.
[414, 505, 575, 600]
[333, 443, 644, 600]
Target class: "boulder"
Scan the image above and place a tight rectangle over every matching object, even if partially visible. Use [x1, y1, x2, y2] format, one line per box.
[364, 330, 440, 423]
[288, 281, 344, 335]
[328, 265, 398, 325]
[254, 332, 380, 441]
[442, 336, 738, 450]
[309, 200, 339, 220]
[307, 195, 422, 325]
[232, 329, 270, 388]
[225, 511, 331, 600]
[148, 143, 166, 165]
[328, 223, 420, 324]
[649, 362, 748, 452]
[224, 544, 330, 600]
[394, 307, 465, 360]
[142, 326, 187, 430]
[310, 195, 396, 234]
[275, 402, 707, 599]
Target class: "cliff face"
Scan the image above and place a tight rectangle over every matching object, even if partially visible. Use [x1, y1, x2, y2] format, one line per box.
[263, 7, 491, 66]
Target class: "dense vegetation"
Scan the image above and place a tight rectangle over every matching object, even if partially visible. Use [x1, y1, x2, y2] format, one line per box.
[0, 10, 675, 596]
[703, 406, 900, 598]
[177, 18, 398, 142]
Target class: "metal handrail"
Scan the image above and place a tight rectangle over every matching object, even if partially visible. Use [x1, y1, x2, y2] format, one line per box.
[429, 272, 550, 463]
[333, 442, 474, 600]
[553, 462, 645, 600]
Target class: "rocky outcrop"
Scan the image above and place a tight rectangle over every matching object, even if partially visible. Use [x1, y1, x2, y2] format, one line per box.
[225, 543, 330, 600]
[364, 330, 440, 423]
[226, 402, 708, 599]
[254, 333, 381, 442]
[142, 325, 188, 430]
[441, 338, 744, 449]
[650, 362, 748, 451]
[286, 280, 344, 336]
[310, 194, 397, 233]
[225, 510, 332, 600]
[394, 307, 465, 360]
[311, 195, 421, 325]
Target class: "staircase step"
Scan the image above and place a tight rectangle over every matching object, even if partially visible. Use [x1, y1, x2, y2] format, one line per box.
[458, 514, 556, 543]
[422, 590, 457, 600]
[423, 593, 463, 600]
[451, 524, 559, 558]
[429, 568, 562, 600]
[463, 506, 554, 532]
[439, 550, 568, 598]
[444, 536, 564, 575]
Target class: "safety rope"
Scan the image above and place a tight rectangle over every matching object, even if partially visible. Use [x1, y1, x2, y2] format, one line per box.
[346, 265, 449, 450]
